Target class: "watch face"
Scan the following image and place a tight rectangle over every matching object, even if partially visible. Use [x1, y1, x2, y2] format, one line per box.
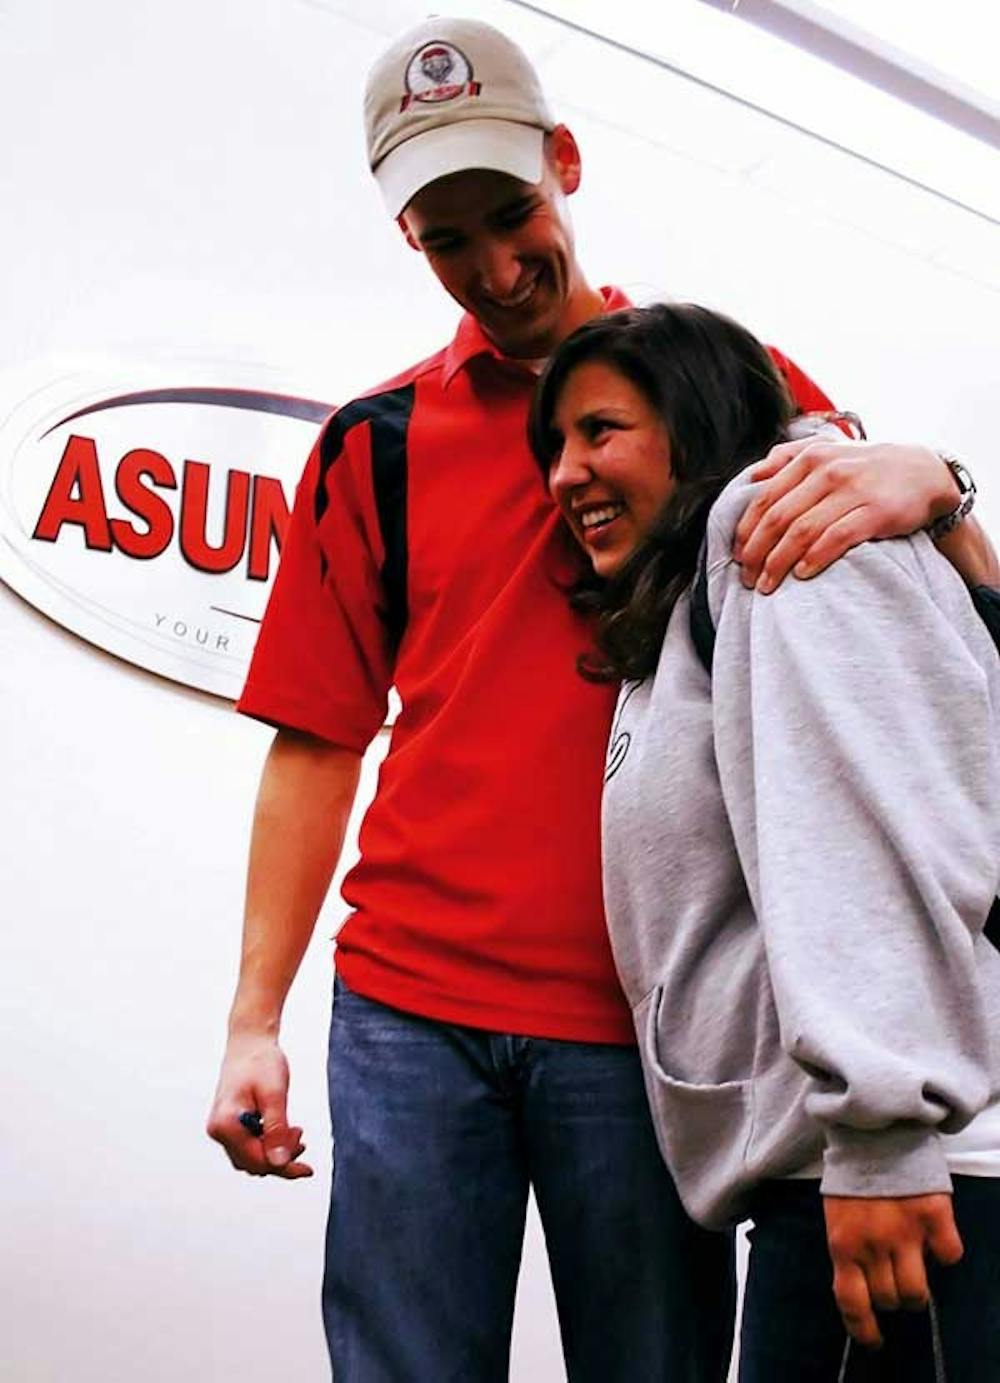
[928, 453, 976, 541]
[955, 462, 976, 496]
[939, 452, 975, 496]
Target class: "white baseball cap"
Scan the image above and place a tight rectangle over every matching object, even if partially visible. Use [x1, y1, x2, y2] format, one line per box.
[364, 17, 556, 217]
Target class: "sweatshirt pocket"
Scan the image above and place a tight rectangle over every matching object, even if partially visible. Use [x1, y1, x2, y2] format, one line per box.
[636, 985, 756, 1228]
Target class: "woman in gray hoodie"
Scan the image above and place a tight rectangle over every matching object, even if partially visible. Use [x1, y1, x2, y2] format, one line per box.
[529, 303, 1000, 1381]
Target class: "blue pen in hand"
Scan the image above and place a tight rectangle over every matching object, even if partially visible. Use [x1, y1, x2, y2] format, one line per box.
[239, 1110, 264, 1138]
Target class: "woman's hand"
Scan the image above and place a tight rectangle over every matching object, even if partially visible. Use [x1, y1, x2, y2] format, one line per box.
[823, 1193, 963, 1348]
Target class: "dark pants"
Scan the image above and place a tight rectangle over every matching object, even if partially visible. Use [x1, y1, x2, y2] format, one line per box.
[322, 977, 735, 1382]
[740, 1177, 1000, 1382]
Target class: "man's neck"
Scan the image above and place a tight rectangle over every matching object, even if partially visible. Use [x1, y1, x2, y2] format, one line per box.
[557, 280, 608, 342]
[488, 280, 607, 364]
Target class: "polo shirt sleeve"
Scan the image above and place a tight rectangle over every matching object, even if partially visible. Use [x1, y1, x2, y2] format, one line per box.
[237, 414, 393, 751]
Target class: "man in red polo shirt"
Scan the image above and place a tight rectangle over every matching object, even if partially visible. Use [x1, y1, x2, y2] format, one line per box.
[208, 18, 996, 1380]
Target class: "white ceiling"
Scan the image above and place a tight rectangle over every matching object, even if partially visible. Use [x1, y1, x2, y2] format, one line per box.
[503, 0, 1000, 231]
[815, 0, 1000, 108]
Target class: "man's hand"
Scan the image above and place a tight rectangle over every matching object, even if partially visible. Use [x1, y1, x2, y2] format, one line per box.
[823, 1194, 963, 1349]
[733, 439, 959, 593]
[207, 1033, 313, 1179]
[206, 730, 360, 1182]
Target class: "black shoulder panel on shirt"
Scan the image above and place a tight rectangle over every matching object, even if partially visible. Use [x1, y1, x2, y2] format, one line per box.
[314, 384, 415, 648]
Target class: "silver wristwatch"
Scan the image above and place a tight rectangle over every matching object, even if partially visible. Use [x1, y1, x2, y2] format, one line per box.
[927, 453, 976, 541]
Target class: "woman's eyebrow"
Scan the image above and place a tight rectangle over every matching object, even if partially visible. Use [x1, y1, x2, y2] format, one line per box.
[574, 406, 632, 422]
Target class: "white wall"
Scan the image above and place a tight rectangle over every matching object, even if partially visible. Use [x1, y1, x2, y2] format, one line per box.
[3, 2, 999, 1381]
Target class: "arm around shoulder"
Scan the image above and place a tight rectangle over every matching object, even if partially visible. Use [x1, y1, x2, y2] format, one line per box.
[735, 439, 1000, 590]
[934, 515, 1000, 588]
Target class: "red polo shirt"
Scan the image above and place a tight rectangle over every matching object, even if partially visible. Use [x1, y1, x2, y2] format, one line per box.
[239, 289, 835, 1042]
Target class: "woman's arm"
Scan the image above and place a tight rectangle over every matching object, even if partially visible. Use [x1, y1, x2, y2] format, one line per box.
[709, 516, 1000, 1340]
[823, 1193, 963, 1348]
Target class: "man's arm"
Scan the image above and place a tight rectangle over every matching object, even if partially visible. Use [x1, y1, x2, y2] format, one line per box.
[206, 728, 362, 1178]
[935, 510, 1000, 587]
[733, 438, 1000, 591]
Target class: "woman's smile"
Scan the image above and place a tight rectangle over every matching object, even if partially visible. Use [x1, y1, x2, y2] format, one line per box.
[548, 359, 675, 578]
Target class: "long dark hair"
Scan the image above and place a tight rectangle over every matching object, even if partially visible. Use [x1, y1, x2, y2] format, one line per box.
[528, 303, 794, 681]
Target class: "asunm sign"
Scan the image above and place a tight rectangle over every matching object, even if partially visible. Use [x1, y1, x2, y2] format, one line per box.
[0, 366, 333, 698]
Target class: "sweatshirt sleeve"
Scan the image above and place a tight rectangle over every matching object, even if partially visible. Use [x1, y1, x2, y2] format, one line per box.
[708, 527, 1000, 1198]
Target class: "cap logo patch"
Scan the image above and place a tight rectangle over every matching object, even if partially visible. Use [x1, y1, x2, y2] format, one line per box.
[401, 41, 482, 110]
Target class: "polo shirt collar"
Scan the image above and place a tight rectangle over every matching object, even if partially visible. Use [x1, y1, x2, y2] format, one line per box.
[441, 285, 632, 388]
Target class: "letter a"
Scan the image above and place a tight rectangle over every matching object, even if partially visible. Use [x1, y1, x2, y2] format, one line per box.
[33, 435, 113, 551]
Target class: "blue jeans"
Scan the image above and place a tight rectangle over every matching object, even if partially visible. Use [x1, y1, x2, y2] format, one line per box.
[739, 1178, 1000, 1382]
[322, 977, 735, 1382]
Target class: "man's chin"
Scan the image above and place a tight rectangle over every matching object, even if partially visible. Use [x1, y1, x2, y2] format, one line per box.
[485, 317, 558, 362]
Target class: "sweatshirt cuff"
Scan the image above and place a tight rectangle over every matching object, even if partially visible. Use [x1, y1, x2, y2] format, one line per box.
[821, 1123, 952, 1198]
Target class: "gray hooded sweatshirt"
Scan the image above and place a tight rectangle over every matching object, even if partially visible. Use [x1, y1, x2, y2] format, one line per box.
[602, 469, 1000, 1229]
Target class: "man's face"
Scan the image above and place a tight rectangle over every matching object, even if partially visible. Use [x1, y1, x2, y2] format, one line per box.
[400, 145, 589, 359]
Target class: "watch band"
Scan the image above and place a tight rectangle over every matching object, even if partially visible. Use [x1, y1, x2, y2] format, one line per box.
[927, 452, 976, 540]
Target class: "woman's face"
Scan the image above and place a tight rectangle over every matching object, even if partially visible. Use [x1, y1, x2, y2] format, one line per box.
[547, 359, 675, 579]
